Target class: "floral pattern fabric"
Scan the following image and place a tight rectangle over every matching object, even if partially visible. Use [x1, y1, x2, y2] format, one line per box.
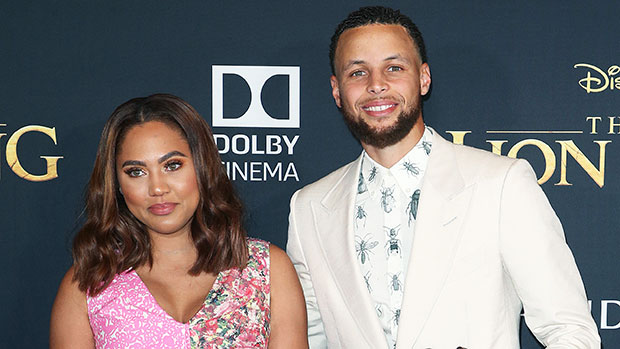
[87, 238, 271, 348]
[189, 238, 270, 348]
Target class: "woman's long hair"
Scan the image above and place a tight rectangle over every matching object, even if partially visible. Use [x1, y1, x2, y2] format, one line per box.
[72, 94, 247, 296]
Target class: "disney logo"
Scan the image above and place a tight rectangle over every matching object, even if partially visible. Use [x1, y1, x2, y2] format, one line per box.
[574, 63, 620, 93]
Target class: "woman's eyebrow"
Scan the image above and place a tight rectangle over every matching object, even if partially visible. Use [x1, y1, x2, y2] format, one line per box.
[121, 160, 146, 167]
[158, 150, 187, 163]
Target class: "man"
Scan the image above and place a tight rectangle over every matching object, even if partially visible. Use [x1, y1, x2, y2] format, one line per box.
[286, 6, 600, 349]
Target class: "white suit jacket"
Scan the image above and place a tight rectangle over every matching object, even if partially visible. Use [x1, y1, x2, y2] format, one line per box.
[287, 132, 600, 348]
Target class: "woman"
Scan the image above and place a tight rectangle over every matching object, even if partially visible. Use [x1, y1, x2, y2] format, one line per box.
[50, 94, 307, 348]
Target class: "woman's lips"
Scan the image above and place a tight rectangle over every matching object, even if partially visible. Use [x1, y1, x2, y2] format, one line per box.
[148, 203, 177, 215]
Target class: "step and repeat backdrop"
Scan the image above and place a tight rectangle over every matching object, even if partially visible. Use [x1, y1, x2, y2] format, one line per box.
[1, 1, 619, 347]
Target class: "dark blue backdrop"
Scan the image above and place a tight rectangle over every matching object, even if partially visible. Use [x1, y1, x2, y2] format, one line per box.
[1, 1, 619, 347]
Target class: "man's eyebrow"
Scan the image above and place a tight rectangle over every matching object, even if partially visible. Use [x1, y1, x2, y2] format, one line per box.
[158, 150, 187, 163]
[342, 54, 412, 71]
[384, 54, 411, 64]
[343, 59, 366, 70]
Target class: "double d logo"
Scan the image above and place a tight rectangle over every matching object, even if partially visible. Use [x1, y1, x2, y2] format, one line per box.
[212, 65, 300, 128]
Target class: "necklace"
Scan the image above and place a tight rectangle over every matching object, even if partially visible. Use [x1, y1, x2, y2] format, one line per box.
[153, 246, 193, 255]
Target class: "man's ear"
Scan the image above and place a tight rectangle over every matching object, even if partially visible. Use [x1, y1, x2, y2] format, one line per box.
[419, 63, 431, 96]
[330, 75, 342, 108]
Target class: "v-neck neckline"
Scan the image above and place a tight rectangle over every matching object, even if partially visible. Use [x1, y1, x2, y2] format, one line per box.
[130, 269, 225, 325]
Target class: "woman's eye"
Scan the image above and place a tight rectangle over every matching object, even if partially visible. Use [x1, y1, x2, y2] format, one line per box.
[165, 161, 182, 171]
[125, 168, 145, 177]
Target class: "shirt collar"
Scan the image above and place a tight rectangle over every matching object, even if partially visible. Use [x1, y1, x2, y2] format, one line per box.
[359, 126, 434, 198]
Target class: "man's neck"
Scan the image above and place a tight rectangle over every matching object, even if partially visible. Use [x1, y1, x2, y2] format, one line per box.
[363, 120, 425, 169]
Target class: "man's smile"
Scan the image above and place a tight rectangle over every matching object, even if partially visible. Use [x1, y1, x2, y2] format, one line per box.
[361, 100, 399, 116]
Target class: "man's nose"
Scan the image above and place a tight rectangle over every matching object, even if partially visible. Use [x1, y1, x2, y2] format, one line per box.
[367, 72, 388, 94]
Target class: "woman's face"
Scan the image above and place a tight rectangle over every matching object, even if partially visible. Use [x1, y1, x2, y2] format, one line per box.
[116, 121, 200, 238]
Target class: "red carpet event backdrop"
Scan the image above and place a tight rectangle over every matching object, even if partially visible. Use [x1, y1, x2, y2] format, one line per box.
[1, 1, 619, 347]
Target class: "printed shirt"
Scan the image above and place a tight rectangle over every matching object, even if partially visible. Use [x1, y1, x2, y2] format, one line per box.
[354, 126, 433, 348]
[87, 238, 271, 349]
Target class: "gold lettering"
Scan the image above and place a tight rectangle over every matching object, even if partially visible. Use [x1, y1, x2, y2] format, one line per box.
[445, 131, 471, 145]
[586, 116, 602, 134]
[574, 63, 609, 93]
[486, 140, 508, 155]
[556, 140, 610, 188]
[608, 116, 620, 134]
[505, 139, 556, 185]
[609, 67, 619, 90]
[5, 125, 64, 182]
[0, 125, 5, 181]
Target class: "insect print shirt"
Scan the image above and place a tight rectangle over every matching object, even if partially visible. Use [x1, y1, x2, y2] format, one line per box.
[354, 126, 433, 348]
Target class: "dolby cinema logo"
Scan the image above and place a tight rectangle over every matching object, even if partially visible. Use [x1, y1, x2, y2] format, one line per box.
[211, 65, 301, 182]
[212, 65, 300, 128]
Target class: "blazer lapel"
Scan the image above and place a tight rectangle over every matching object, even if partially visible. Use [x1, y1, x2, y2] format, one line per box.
[311, 154, 388, 348]
[396, 133, 475, 348]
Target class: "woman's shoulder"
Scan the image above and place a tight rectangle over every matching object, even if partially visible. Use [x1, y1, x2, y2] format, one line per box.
[246, 237, 271, 255]
[86, 270, 141, 310]
[245, 238, 289, 265]
[244, 238, 270, 274]
[266, 243, 294, 279]
[54, 266, 85, 305]
[246, 238, 296, 276]
[50, 266, 95, 348]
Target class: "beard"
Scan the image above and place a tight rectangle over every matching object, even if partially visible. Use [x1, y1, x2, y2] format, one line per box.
[341, 97, 422, 149]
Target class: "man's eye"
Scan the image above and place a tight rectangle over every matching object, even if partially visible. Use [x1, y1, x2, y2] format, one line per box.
[165, 161, 182, 171]
[387, 66, 403, 72]
[351, 70, 365, 77]
[125, 168, 145, 177]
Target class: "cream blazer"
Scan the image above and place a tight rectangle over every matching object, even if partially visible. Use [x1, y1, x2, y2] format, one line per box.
[287, 132, 600, 349]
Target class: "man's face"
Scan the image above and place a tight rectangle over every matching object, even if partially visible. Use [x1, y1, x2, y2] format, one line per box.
[330, 24, 431, 148]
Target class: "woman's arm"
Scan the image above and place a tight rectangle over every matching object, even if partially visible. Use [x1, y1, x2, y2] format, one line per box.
[269, 244, 308, 348]
[50, 266, 95, 348]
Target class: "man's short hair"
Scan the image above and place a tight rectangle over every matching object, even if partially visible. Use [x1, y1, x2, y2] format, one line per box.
[329, 6, 427, 75]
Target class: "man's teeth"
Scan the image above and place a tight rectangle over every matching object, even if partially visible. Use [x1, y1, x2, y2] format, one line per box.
[364, 104, 394, 112]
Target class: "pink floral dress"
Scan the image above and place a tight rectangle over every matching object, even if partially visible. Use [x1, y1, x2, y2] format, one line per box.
[87, 239, 271, 348]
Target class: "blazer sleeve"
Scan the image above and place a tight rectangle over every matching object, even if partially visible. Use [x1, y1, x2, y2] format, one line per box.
[286, 189, 328, 348]
[498, 159, 600, 348]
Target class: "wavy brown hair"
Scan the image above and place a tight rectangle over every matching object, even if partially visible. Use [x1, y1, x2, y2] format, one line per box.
[72, 94, 248, 296]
